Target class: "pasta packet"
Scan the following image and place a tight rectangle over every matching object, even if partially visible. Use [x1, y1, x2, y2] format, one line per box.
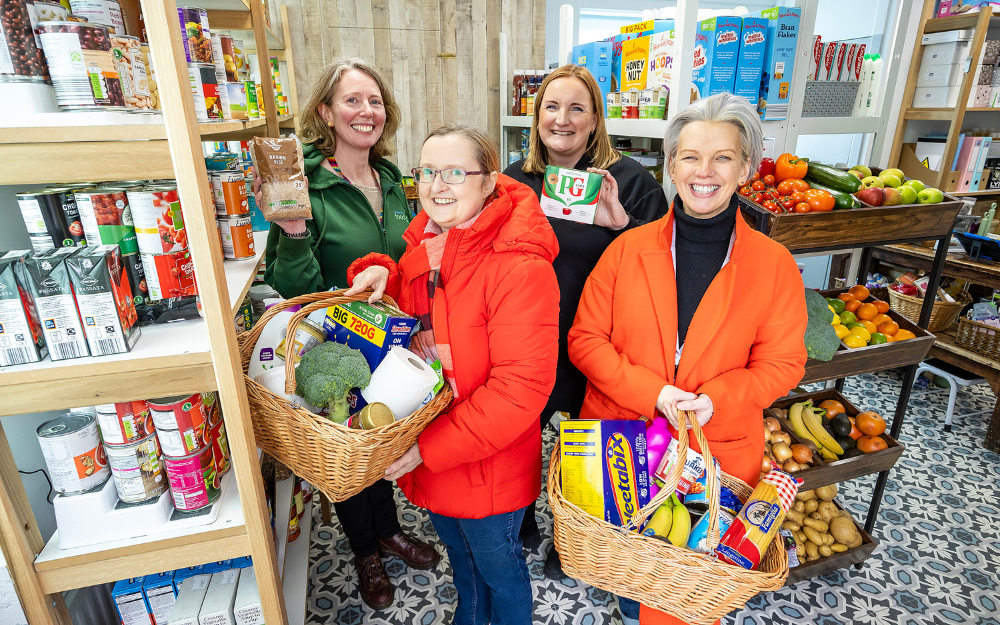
[249, 136, 312, 220]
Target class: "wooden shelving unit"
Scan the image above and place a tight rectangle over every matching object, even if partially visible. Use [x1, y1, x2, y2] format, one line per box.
[0, 1, 299, 624]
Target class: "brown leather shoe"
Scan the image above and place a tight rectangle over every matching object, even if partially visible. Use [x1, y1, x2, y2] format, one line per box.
[378, 532, 441, 570]
[355, 553, 393, 609]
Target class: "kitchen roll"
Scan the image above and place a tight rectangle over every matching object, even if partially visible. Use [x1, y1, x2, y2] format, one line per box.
[360, 346, 439, 420]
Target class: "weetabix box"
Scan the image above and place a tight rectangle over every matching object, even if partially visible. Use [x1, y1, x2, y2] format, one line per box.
[323, 300, 418, 371]
[539, 166, 602, 225]
[757, 6, 801, 120]
[572, 41, 614, 114]
[143, 572, 176, 625]
[692, 16, 742, 100]
[560, 420, 650, 529]
[112, 577, 154, 625]
[734, 17, 769, 104]
[646, 30, 676, 90]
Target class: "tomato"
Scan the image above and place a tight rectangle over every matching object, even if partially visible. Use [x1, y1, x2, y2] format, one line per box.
[794, 202, 810, 213]
[753, 171, 761, 180]
[752, 180, 766, 191]
[768, 190, 782, 201]
[804, 189, 835, 211]
[782, 198, 797, 210]
[752, 192, 764, 203]
[776, 180, 796, 196]
[762, 174, 776, 187]
[739, 185, 753, 197]
[789, 191, 806, 204]
[763, 200, 781, 213]
[789, 179, 811, 192]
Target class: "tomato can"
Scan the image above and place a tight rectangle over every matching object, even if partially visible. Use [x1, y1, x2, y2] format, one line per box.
[74, 187, 138, 254]
[164, 444, 220, 511]
[140, 247, 197, 301]
[210, 418, 230, 478]
[128, 185, 186, 254]
[149, 394, 208, 444]
[219, 215, 254, 260]
[210, 33, 237, 83]
[96, 400, 154, 445]
[15, 188, 86, 254]
[38, 21, 125, 109]
[188, 63, 222, 122]
[210, 170, 248, 216]
[67, 0, 125, 35]
[36, 412, 110, 495]
[105, 432, 167, 503]
[155, 426, 204, 457]
[177, 5, 213, 65]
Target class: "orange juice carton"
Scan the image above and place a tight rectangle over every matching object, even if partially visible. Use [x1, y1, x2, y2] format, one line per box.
[540, 166, 603, 224]
[560, 420, 650, 528]
[714, 469, 800, 570]
[756, 7, 801, 120]
[692, 16, 742, 100]
[734, 17, 769, 104]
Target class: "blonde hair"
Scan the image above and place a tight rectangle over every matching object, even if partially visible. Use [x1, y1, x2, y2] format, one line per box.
[299, 58, 400, 163]
[424, 124, 500, 190]
[523, 65, 621, 174]
[664, 92, 763, 177]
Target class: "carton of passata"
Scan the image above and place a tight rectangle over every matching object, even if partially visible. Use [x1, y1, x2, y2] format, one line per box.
[540, 166, 602, 225]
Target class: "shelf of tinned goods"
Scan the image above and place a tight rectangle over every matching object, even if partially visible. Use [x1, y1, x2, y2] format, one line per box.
[198, 0, 286, 50]
[33, 473, 247, 593]
[0, 231, 267, 418]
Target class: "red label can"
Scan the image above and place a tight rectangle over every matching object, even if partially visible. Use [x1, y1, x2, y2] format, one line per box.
[163, 444, 220, 511]
[141, 248, 197, 301]
[148, 393, 208, 447]
[210, 418, 231, 477]
[96, 400, 155, 445]
[155, 427, 204, 457]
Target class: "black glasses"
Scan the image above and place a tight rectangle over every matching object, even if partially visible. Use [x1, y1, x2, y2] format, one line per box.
[411, 167, 485, 184]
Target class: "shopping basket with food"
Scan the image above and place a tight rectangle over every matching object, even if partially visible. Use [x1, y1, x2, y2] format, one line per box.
[547, 410, 793, 624]
[238, 290, 452, 502]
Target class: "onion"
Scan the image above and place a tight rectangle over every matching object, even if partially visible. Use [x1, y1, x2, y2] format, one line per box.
[770, 432, 791, 446]
[784, 461, 802, 473]
[764, 425, 771, 444]
[791, 444, 813, 464]
[772, 442, 793, 462]
[764, 417, 782, 432]
[761, 455, 773, 473]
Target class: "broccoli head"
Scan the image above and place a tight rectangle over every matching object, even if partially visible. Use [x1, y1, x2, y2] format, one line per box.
[804, 288, 840, 362]
[295, 341, 372, 423]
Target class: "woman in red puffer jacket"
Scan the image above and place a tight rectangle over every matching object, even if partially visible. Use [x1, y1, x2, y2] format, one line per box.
[345, 123, 559, 625]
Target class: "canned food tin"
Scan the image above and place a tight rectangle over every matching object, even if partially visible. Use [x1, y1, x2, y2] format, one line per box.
[223, 82, 248, 120]
[74, 187, 137, 254]
[202, 391, 222, 426]
[210, 170, 248, 216]
[149, 393, 208, 442]
[36, 412, 110, 495]
[188, 62, 222, 122]
[120, 252, 148, 305]
[210, 33, 237, 83]
[164, 444, 220, 511]
[219, 215, 254, 260]
[1, 0, 50, 83]
[177, 5, 212, 64]
[205, 153, 239, 172]
[244, 79, 259, 118]
[67, 0, 125, 34]
[349, 403, 395, 430]
[33, 1, 69, 23]
[210, 418, 230, 477]
[235, 295, 252, 333]
[155, 426, 204, 457]
[16, 189, 86, 253]
[621, 89, 639, 119]
[106, 432, 167, 502]
[139, 43, 159, 110]
[141, 248, 197, 301]
[127, 185, 186, 254]
[38, 21, 125, 109]
[96, 400, 154, 445]
[110, 34, 153, 112]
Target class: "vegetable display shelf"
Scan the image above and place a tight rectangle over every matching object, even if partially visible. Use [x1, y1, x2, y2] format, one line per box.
[784, 498, 878, 586]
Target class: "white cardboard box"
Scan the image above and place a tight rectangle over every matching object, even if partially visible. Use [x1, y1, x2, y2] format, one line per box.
[912, 85, 962, 108]
[916, 63, 963, 87]
[921, 41, 972, 66]
[168, 575, 211, 625]
[233, 568, 264, 625]
[922, 29, 975, 45]
[198, 570, 239, 625]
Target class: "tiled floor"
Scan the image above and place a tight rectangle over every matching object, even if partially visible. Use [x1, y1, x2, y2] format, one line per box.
[305, 369, 1000, 625]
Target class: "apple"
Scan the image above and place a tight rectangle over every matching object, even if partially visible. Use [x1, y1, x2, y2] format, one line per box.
[878, 172, 902, 188]
[563, 208, 572, 215]
[851, 165, 873, 178]
[882, 187, 902, 206]
[898, 185, 918, 205]
[848, 170, 864, 180]
[883, 168, 905, 179]
[917, 187, 945, 204]
[856, 187, 886, 206]
[862, 176, 884, 188]
[903, 179, 925, 193]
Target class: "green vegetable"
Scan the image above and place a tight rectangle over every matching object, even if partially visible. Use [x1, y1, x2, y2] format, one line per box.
[804, 180, 858, 210]
[295, 341, 372, 423]
[805, 162, 862, 194]
[804, 288, 840, 362]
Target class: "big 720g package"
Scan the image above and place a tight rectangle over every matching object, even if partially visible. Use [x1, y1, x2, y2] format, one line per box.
[323, 300, 418, 370]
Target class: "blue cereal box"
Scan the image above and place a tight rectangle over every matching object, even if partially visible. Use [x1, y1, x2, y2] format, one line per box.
[203, 559, 233, 574]
[692, 16, 742, 99]
[232, 555, 254, 568]
[603, 32, 638, 92]
[734, 17, 769, 103]
[572, 41, 614, 113]
[112, 577, 153, 625]
[323, 300, 419, 371]
[172, 565, 205, 593]
[756, 6, 801, 120]
[560, 420, 650, 529]
[143, 573, 176, 625]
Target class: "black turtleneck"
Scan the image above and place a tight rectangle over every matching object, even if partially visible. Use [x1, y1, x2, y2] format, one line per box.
[674, 194, 738, 346]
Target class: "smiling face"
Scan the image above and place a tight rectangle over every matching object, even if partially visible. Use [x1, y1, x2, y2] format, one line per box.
[317, 68, 386, 152]
[418, 134, 498, 231]
[669, 120, 751, 218]
[537, 77, 599, 166]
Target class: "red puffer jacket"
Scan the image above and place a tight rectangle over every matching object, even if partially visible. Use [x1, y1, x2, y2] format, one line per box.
[347, 175, 560, 518]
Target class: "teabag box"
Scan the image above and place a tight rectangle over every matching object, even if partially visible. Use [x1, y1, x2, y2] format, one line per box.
[734, 16, 769, 104]
[539, 166, 603, 224]
[692, 16, 742, 100]
[560, 420, 650, 529]
[756, 6, 801, 120]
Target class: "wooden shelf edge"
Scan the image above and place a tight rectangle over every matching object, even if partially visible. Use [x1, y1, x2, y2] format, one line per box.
[903, 108, 954, 121]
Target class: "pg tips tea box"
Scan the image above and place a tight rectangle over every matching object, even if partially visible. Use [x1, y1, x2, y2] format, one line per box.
[692, 16, 742, 100]
[734, 17, 769, 104]
[540, 166, 602, 224]
[560, 420, 650, 529]
[756, 6, 801, 120]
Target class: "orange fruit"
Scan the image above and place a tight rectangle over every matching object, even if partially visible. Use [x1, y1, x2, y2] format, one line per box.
[885, 334, 897, 342]
[856, 303, 879, 321]
[848, 418, 863, 441]
[894, 329, 917, 341]
[857, 435, 888, 453]
[849, 285, 871, 301]
[838, 293, 856, 303]
[860, 320, 878, 335]
[878, 320, 899, 336]
[873, 300, 890, 313]
[856, 411, 887, 436]
[844, 299, 862, 313]
[819, 400, 846, 417]
[871, 313, 892, 327]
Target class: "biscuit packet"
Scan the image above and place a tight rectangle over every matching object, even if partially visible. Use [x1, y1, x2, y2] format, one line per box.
[249, 136, 312, 220]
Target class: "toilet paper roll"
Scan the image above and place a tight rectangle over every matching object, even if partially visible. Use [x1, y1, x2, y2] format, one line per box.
[360, 346, 440, 420]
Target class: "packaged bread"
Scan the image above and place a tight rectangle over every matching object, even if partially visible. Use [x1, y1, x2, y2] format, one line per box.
[250, 137, 312, 220]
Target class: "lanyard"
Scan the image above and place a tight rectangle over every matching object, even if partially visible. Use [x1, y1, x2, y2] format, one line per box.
[327, 157, 377, 188]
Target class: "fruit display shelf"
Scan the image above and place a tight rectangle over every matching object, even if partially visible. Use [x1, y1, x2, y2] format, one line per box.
[767, 389, 905, 492]
[784, 498, 878, 586]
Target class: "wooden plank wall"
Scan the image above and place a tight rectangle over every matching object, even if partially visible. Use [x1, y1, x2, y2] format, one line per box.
[279, 0, 545, 172]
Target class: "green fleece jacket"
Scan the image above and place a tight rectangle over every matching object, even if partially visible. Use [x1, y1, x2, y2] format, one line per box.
[263, 143, 413, 298]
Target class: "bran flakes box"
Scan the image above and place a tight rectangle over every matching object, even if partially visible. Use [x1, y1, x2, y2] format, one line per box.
[757, 7, 801, 120]
[540, 166, 602, 225]
[560, 420, 650, 529]
[692, 16, 742, 100]
[323, 299, 418, 371]
[734, 17, 769, 104]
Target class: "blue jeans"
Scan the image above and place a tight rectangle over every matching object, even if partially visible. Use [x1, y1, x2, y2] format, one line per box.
[428, 506, 533, 625]
[618, 595, 640, 624]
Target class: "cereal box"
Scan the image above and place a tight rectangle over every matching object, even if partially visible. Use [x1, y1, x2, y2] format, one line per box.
[645, 30, 676, 90]
[573, 41, 614, 114]
[734, 17, 769, 104]
[756, 6, 801, 120]
[112, 577, 153, 625]
[539, 166, 602, 225]
[692, 16, 742, 100]
[603, 32, 638, 92]
[560, 420, 650, 529]
[323, 300, 418, 370]
[620, 36, 651, 93]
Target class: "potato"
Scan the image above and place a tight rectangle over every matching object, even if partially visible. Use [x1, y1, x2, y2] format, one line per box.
[796, 489, 817, 501]
[824, 533, 835, 546]
[804, 518, 829, 533]
[794, 530, 807, 544]
[796, 545, 806, 558]
[818, 544, 833, 557]
[816, 484, 839, 501]
[803, 526, 825, 545]
[804, 541, 819, 559]
[829, 516, 858, 546]
[786, 509, 805, 525]
[848, 533, 864, 549]
[782, 521, 801, 532]
[805, 500, 819, 514]
[831, 543, 848, 553]
[807, 554, 821, 562]
[818, 501, 839, 523]
[793, 501, 806, 513]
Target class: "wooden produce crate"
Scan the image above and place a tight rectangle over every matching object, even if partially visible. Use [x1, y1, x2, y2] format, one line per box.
[785, 498, 878, 585]
[767, 389, 905, 491]
[801, 288, 937, 385]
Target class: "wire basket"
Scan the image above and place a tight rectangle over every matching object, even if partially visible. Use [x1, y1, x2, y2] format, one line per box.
[887, 288, 971, 333]
[238, 289, 452, 502]
[955, 316, 1000, 360]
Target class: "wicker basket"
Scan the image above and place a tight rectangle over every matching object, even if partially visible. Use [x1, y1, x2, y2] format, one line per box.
[955, 316, 1000, 359]
[547, 411, 788, 624]
[887, 288, 971, 333]
[238, 290, 453, 502]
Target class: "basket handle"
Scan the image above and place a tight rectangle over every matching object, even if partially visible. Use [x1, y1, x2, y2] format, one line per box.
[626, 410, 721, 550]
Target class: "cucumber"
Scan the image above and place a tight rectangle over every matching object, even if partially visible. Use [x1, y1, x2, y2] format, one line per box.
[806, 162, 863, 194]
[805, 180, 858, 210]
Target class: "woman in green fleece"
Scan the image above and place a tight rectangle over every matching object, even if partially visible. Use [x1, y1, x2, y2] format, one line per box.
[260, 58, 438, 610]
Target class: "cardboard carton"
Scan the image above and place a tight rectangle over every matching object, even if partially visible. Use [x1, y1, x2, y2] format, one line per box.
[692, 16, 742, 99]
[168, 574, 210, 625]
[734, 17, 769, 103]
[113, 577, 153, 625]
[539, 166, 602, 225]
[756, 6, 800, 119]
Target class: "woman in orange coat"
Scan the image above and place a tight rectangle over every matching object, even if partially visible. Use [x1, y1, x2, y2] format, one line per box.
[567, 92, 808, 625]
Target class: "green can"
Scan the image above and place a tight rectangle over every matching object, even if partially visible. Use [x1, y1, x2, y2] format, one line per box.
[245, 80, 259, 118]
[235, 295, 252, 333]
[74, 187, 139, 255]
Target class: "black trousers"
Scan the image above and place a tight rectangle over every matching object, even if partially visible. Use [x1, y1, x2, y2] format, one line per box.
[331, 479, 402, 558]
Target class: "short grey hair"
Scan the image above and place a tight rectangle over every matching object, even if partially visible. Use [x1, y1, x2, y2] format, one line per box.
[663, 93, 764, 177]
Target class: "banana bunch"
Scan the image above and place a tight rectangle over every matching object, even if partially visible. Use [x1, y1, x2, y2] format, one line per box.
[641, 493, 691, 547]
[789, 401, 844, 460]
